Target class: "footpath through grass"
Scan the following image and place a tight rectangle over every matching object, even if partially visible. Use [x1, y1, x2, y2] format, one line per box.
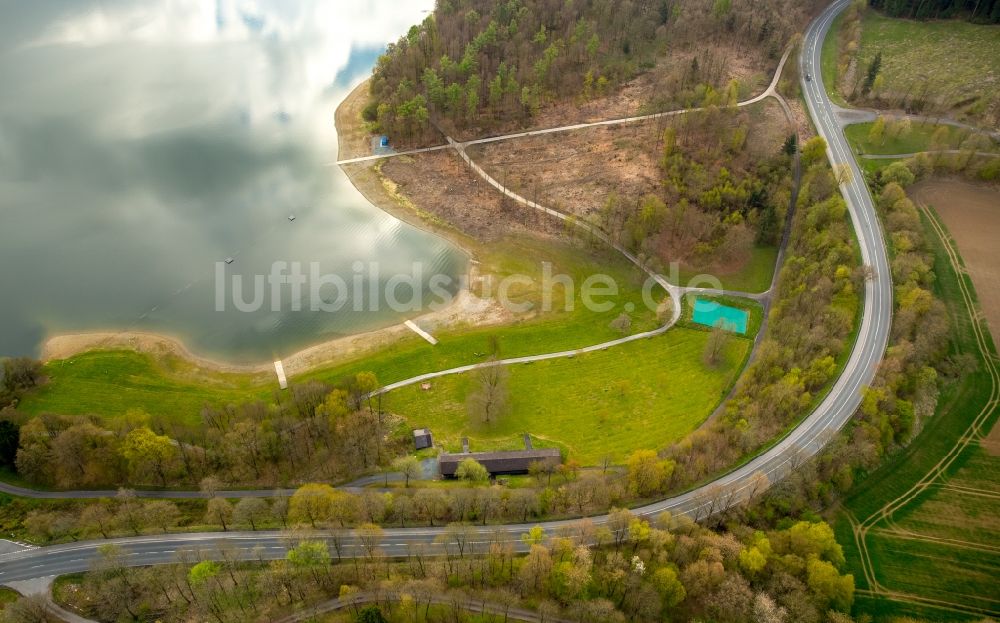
[835, 203, 1000, 621]
[382, 327, 750, 464]
[300, 236, 669, 383]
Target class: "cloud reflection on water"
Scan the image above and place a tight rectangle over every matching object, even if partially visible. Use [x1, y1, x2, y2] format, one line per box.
[0, 0, 463, 363]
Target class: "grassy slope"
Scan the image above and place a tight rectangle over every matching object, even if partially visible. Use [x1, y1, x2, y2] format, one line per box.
[300, 236, 669, 386]
[821, 11, 848, 106]
[857, 12, 1000, 120]
[835, 206, 1000, 621]
[21, 351, 272, 426]
[382, 327, 750, 464]
[676, 245, 778, 294]
[0, 587, 18, 610]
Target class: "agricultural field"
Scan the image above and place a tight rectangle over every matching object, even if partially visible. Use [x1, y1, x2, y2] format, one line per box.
[856, 12, 1000, 127]
[909, 180, 1000, 350]
[380, 327, 751, 464]
[836, 197, 1000, 621]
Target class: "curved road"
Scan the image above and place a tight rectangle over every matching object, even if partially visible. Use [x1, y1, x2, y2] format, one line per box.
[0, 0, 891, 586]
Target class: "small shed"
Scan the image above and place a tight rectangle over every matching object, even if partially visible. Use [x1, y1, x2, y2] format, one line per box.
[380, 135, 390, 147]
[412, 428, 433, 450]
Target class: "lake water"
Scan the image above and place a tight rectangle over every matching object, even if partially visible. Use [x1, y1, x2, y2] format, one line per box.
[0, 0, 467, 364]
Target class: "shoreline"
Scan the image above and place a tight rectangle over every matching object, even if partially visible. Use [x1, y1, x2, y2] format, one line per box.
[42, 284, 505, 377]
[40, 80, 501, 377]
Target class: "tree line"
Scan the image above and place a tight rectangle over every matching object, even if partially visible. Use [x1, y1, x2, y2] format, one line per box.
[869, 0, 1000, 21]
[638, 139, 864, 493]
[11, 447, 702, 546]
[34, 507, 857, 623]
[6, 372, 390, 489]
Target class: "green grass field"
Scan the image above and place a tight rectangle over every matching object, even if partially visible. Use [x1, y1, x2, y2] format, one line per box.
[0, 587, 18, 612]
[844, 121, 997, 156]
[857, 12, 1000, 124]
[381, 327, 750, 464]
[298, 237, 670, 388]
[21, 351, 272, 426]
[835, 202, 1000, 621]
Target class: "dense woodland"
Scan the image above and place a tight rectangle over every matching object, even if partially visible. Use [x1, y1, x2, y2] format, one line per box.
[869, 0, 1000, 21]
[366, 0, 822, 142]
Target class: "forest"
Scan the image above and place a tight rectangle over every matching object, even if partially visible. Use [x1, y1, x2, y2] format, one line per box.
[869, 0, 1000, 21]
[366, 0, 822, 143]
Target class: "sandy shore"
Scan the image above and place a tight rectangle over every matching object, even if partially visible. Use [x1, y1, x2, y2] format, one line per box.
[41, 80, 509, 377]
[42, 284, 507, 376]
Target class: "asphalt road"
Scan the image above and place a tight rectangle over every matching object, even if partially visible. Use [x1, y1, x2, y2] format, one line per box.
[0, 0, 892, 586]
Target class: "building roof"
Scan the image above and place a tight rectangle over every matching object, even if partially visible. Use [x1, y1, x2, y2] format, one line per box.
[439, 448, 560, 477]
[412, 428, 433, 450]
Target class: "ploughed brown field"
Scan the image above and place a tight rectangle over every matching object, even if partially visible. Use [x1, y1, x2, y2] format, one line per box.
[910, 179, 1000, 350]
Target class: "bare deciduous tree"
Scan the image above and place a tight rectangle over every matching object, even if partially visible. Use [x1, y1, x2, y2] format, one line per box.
[467, 357, 510, 425]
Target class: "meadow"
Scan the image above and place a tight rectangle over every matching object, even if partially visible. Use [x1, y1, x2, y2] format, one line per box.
[18, 233, 761, 468]
[380, 327, 751, 464]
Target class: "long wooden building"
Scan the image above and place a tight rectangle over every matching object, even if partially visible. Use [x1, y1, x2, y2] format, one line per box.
[439, 448, 561, 478]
